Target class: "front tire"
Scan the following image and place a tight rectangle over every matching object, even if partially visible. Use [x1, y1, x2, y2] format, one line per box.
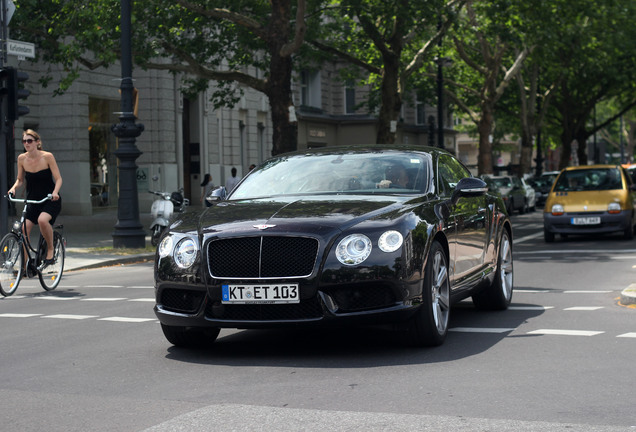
[404, 241, 450, 347]
[38, 231, 65, 291]
[0, 233, 23, 297]
[161, 324, 220, 349]
[544, 228, 555, 243]
[473, 229, 513, 310]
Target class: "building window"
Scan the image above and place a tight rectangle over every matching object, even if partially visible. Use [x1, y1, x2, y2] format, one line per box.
[89, 97, 120, 207]
[416, 100, 426, 125]
[345, 79, 356, 114]
[300, 70, 321, 109]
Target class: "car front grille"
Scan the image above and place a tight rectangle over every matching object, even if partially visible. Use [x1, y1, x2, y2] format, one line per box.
[207, 236, 319, 279]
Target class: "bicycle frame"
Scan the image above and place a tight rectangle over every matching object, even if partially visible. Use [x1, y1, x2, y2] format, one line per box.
[7, 193, 54, 272]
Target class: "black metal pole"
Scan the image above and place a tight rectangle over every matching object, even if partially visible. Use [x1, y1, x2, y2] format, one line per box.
[437, 61, 444, 149]
[111, 0, 145, 248]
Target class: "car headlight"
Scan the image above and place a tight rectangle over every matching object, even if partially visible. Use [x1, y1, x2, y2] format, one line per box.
[551, 204, 564, 216]
[174, 237, 198, 268]
[336, 234, 372, 265]
[158, 235, 174, 258]
[378, 230, 403, 253]
[608, 202, 621, 214]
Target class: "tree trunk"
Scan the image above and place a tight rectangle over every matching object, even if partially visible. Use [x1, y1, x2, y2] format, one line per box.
[376, 52, 401, 144]
[477, 107, 494, 175]
[267, 0, 298, 156]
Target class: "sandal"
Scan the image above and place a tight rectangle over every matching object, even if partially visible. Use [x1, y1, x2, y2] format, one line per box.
[43, 258, 56, 266]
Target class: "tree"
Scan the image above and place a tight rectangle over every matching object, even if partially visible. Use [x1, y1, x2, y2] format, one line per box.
[540, 0, 636, 168]
[307, 0, 466, 144]
[12, 0, 311, 156]
[444, 1, 529, 175]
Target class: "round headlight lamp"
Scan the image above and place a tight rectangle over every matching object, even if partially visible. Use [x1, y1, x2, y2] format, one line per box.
[174, 237, 198, 268]
[336, 234, 372, 265]
[608, 202, 621, 214]
[551, 204, 564, 216]
[378, 230, 403, 253]
[158, 235, 174, 258]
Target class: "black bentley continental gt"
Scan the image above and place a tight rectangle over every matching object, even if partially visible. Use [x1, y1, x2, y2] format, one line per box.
[154, 146, 513, 348]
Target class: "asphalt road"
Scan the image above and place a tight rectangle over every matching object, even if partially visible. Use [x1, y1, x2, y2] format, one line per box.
[0, 209, 635, 431]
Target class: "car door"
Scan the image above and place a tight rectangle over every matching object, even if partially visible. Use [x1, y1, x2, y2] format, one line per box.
[437, 154, 489, 289]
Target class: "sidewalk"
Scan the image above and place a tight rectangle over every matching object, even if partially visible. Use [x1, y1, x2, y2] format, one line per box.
[53, 208, 156, 271]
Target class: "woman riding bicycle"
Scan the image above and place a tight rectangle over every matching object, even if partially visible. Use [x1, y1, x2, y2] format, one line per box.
[7, 129, 63, 265]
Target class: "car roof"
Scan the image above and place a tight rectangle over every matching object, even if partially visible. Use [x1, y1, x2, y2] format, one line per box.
[562, 164, 622, 171]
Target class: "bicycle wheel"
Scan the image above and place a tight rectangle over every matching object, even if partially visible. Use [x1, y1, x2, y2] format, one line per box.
[0, 233, 24, 296]
[38, 231, 65, 291]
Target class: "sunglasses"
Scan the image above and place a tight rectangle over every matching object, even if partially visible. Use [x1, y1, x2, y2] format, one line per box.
[22, 138, 37, 144]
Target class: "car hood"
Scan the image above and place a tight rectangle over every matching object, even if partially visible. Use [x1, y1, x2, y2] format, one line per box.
[548, 190, 630, 211]
[174, 195, 422, 238]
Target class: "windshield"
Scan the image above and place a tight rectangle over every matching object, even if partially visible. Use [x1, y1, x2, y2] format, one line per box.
[554, 168, 623, 192]
[230, 151, 431, 200]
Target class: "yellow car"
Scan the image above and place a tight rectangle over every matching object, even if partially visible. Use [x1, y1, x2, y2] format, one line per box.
[543, 165, 636, 242]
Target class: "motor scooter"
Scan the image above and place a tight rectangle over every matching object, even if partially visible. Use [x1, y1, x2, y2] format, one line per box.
[149, 190, 174, 246]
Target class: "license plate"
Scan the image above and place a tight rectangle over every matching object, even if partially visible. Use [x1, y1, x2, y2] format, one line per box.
[571, 217, 601, 225]
[222, 284, 300, 304]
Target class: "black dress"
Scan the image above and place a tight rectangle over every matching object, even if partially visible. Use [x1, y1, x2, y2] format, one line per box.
[24, 168, 62, 224]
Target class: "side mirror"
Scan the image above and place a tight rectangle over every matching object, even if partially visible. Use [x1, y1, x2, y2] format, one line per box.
[450, 177, 487, 206]
[206, 186, 227, 204]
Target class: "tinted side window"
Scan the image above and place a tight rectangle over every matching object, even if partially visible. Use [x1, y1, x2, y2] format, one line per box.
[438, 154, 471, 196]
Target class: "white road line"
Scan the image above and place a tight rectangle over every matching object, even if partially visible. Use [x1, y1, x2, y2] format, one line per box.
[35, 297, 76, 301]
[449, 327, 515, 333]
[97, 317, 157, 323]
[509, 306, 553, 311]
[0, 313, 42, 318]
[128, 298, 155, 302]
[80, 298, 127, 302]
[42, 314, 98, 320]
[564, 290, 612, 294]
[514, 232, 544, 244]
[564, 306, 604, 311]
[85, 285, 124, 288]
[527, 329, 604, 336]
[515, 289, 550, 293]
[516, 249, 636, 254]
[127, 286, 154, 289]
[617, 333, 636, 338]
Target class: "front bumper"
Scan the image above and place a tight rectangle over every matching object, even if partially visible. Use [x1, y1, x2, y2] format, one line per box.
[154, 278, 421, 329]
[543, 210, 632, 235]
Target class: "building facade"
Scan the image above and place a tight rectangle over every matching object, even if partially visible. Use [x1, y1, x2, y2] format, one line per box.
[13, 59, 455, 216]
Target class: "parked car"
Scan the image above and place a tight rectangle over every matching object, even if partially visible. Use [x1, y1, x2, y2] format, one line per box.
[154, 145, 514, 348]
[543, 165, 636, 242]
[481, 175, 527, 215]
[521, 177, 536, 212]
[526, 177, 553, 207]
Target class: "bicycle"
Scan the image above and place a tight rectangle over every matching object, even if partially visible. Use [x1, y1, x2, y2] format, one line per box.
[0, 193, 66, 296]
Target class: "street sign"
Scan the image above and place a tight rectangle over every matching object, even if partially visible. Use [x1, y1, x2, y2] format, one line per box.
[7, 40, 35, 59]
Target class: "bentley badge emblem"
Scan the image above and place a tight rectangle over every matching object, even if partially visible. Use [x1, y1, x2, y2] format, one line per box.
[253, 224, 276, 230]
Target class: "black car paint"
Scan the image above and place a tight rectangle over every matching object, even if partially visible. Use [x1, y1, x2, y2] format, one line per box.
[154, 146, 511, 339]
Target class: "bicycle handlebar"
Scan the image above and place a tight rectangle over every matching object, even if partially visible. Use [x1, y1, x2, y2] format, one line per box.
[6, 193, 53, 204]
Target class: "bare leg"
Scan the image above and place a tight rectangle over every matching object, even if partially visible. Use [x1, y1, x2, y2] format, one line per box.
[37, 213, 54, 260]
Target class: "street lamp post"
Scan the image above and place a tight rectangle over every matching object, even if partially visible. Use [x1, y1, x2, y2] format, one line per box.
[111, 0, 145, 248]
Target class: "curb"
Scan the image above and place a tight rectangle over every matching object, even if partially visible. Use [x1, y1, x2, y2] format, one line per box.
[66, 254, 155, 272]
[620, 284, 636, 306]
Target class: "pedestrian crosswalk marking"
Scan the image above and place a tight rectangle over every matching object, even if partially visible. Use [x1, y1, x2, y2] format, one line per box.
[43, 314, 98, 320]
[564, 306, 604, 311]
[80, 298, 127, 302]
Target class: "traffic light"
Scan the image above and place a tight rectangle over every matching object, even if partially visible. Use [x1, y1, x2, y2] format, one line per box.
[7, 67, 30, 120]
[0, 68, 10, 104]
